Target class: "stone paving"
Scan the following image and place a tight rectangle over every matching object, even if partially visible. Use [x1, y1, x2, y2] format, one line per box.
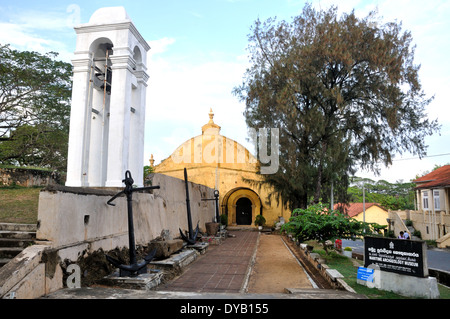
[42, 230, 368, 299]
[157, 230, 258, 293]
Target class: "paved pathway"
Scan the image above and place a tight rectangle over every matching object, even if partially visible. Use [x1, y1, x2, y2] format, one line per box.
[42, 230, 368, 299]
[157, 230, 258, 293]
[246, 233, 314, 293]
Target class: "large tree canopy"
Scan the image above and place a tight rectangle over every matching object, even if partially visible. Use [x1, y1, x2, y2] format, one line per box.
[234, 4, 439, 210]
[0, 44, 72, 170]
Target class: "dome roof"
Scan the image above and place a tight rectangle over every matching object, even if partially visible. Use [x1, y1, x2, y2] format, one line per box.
[152, 109, 258, 170]
[89, 7, 130, 24]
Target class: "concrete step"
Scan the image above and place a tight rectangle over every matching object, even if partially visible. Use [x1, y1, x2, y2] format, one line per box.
[0, 258, 11, 267]
[285, 288, 368, 299]
[149, 248, 200, 270]
[0, 230, 36, 240]
[0, 223, 37, 232]
[0, 237, 34, 248]
[0, 225, 36, 269]
[0, 247, 23, 259]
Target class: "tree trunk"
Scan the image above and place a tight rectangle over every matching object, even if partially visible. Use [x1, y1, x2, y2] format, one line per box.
[313, 142, 328, 204]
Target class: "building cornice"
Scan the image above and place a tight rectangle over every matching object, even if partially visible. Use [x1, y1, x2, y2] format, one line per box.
[74, 21, 150, 51]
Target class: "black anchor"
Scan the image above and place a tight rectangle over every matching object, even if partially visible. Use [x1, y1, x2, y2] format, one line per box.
[106, 170, 160, 277]
[179, 168, 199, 245]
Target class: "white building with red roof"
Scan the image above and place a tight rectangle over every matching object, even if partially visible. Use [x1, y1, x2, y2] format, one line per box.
[391, 165, 450, 247]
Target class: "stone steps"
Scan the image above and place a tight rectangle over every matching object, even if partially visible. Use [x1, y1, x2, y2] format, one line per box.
[0, 237, 34, 247]
[0, 230, 36, 239]
[0, 223, 36, 268]
[0, 223, 37, 232]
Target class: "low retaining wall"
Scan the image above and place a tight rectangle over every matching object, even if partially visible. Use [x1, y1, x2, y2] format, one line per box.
[0, 173, 216, 299]
[357, 267, 440, 299]
[282, 235, 356, 293]
[300, 248, 356, 293]
[0, 167, 62, 187]
[429, 268, 450, 287]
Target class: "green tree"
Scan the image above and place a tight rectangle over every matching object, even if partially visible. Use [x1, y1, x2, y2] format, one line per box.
[0, 44, 72, 170]
[233, 4, 439, 210]
[281, 203, 372, 254]
[143, 165, 154, 184]
[348, 176, 415, 210]
[0, 124, 68, 170]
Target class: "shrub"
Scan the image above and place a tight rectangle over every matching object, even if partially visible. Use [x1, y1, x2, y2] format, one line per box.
[220, 213, 228, 226]
[254, 214, 266, 226]
[413, 230, 422, 238]
[282, 203, 373, 254]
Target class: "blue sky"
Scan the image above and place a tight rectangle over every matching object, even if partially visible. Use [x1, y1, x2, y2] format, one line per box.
[1, 0, 449, 183]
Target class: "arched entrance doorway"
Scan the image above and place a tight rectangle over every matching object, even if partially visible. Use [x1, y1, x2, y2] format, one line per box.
[236, 197, 252, 225]
[222, 187, 262, 226]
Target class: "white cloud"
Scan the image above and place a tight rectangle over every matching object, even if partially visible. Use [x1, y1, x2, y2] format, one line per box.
[147, 37, 176, 56]
[0, 7, 76, 61]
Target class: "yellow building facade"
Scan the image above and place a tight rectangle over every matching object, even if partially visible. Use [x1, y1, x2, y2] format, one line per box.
[353, 205, 389, 226]
[152, 110, 289, 228]
[335, 203, 389, 226]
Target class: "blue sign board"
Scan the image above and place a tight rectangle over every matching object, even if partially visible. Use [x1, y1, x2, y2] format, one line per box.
[357, 267, 374, 282]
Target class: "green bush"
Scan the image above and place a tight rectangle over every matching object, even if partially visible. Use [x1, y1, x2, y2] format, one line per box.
[413, 230, 422, 238]
[220, 213, 228, 226]
[254, 214, 266, 226]
[282, 203, 373, 254]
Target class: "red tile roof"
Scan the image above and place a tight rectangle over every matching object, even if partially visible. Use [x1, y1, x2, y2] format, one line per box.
[413, 165, 450, 189]
[333, 203, 385, 218]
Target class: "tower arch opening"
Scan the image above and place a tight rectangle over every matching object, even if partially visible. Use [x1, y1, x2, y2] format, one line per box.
[86, 38, 113, 186]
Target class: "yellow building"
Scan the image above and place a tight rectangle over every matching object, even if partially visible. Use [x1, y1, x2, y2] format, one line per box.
[151, 109, 289, 228]
[334, 203, 389, 226]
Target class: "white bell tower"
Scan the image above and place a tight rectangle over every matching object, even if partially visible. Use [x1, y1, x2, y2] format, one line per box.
[65, 7, 150, 187]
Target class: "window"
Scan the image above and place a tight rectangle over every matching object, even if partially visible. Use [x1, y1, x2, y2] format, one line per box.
[433, 190, 440, 210]
[422, 191, 429, 210]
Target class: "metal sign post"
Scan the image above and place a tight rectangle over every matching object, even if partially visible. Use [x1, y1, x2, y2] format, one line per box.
[201, 190, 220, 223]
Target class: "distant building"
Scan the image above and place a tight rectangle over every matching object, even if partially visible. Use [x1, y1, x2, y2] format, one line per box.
[334, 202, 388, 226]
[390, 165, 450, 247]
[414, 165, 450, 215]
[150, 109, 290, 228]
[412, 165, 450, 242]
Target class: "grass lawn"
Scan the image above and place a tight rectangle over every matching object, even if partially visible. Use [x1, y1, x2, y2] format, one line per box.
[307, 240, 450, 299]
[0, 186, 41, 224]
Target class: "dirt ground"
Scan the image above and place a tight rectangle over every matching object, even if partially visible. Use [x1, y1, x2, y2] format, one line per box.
[246, 233, 314, 293]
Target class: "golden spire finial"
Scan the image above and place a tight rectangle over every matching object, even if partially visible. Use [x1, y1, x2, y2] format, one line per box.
[208, 108, 214, 123]
[149, 154, 155, 167]
[202, 108, 221, 135]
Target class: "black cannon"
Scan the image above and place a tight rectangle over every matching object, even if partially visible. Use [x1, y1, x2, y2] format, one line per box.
[106, 170, 160, 277]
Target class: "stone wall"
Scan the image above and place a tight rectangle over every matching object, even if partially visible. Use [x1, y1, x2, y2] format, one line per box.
[37, 173, 215, 251]
[0, 173, 216, 299]
[0, 167, 61, 187]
